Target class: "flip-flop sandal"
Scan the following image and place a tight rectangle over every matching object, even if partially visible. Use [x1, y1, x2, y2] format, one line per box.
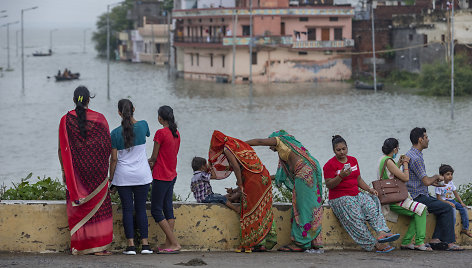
[429, 242, 448, 251]
[277, 245, 304, 252]
[252, 246, 267, 252]
[376, 245, 395, 253]
[157, 248, 180, 254]
[446, 245, 465, 251]
[94, 250, 112, 256]
[415, 244, 433, 251]
[377, 233, 400, 243]
[400, 244, 415, 250]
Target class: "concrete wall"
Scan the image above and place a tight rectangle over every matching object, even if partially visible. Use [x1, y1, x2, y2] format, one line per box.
[2, 201, 471, 253]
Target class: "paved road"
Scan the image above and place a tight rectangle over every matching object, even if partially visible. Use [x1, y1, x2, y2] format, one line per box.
[0, 250, 471, 268]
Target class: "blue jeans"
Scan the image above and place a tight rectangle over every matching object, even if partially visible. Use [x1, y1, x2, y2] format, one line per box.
[449, 199, 469, 230]
[151, 178, 176, 223]
[414, 194, 455, 243]
[116, 183, 150, 239]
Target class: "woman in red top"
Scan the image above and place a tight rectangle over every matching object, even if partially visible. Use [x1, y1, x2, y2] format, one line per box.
[148, 105, 181, 253]
[323, 135, 399, 253]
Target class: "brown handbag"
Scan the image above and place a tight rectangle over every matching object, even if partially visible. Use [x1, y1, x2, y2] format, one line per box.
[372, 158, 408, 205]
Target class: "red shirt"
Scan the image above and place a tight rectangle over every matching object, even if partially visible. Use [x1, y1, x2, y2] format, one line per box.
[152, 127, 180, 181]
[323, 155, 360, 200]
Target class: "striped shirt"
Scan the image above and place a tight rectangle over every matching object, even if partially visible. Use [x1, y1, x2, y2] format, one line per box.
[405, 147, 429, 199]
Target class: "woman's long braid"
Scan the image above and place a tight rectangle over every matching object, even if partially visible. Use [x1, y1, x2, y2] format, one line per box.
[73, 86, 91, 139]
[118, 99, 135, 149]
[158, 105, 178, 138]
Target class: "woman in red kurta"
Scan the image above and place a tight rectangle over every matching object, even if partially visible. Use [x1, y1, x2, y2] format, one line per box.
[58, 86, 113, 255]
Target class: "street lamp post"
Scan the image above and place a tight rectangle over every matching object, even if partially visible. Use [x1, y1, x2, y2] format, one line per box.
[83, 28, 90, 53]
[21, 6, 38, 94]
[249, 0, 253, 105]
[450, 1, 455, 120]
[2, 21, 19, 71]
[107, 1, 124, 101]
[16, 30, 19, 57]
[49, 28, 58, 52]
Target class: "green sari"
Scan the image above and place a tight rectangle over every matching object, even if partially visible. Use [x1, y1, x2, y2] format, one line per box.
[269, 130, 323, 249]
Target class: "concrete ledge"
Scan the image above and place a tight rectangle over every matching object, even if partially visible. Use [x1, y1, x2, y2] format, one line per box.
[0, 201, 471, 252]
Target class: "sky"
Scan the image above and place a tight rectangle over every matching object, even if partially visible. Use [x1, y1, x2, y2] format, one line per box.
[1, 0, 125, 29]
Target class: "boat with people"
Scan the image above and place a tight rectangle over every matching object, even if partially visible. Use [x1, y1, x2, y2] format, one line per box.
[33, 49, 52, 57]
[54, 68, 80, 81]
[355, 80, 384, 90]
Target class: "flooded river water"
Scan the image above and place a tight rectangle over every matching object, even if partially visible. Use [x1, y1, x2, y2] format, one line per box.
[1, 29, 471, 199]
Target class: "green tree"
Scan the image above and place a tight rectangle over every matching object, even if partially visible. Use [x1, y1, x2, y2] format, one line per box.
[92, 0, 134, 58]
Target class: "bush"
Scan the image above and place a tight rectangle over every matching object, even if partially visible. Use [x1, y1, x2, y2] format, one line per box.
[385, 70, 419, 88]
[457, 183, 472, 206]
[0, 173, 66, 200]
[419, 54, 472, 96]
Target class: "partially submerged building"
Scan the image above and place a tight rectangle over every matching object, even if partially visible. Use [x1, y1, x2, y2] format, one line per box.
[173, 0, 355, 83]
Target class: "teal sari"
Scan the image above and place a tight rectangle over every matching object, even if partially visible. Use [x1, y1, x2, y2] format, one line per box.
[269, 130, 323, 249]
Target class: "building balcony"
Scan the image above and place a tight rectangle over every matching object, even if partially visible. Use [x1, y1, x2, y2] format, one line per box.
[292, 39, 355, 49]
[173, 7, 354, 19]
[174, 35, 354, 49]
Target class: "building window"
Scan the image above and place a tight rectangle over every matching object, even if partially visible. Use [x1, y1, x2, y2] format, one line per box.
[199, 18, 202, 22]
[190, 53, 193, 66]
[424, 34, 428, 47]
[188, 19, 192, 23]
[210, 18, 213, 22]
[307, 28, 316, 41]
[334, 28, 343, 40]
[329, 17, 338, 21]
[441, 34, 445, 42]
[299, 17, 308, 22]
[222, 55, 225, 67]
[187, 26, 190, 36]
[210, 53, 213, 67]
[242, 25, 250, 36]
[298, 51, 308, 55]
[196, 53, 199, 66]
[409, 34, 413, 41]
[222, 18, 224, 22]
[252, 52, 257, 65]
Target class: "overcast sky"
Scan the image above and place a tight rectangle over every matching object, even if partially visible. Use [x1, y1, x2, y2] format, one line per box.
[1, 0, 125, 29]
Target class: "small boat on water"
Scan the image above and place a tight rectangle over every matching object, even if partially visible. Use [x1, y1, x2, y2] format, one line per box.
[33, 49, 52, 57]
[55, 73, 80, 81]
[355, 80, 384, 90]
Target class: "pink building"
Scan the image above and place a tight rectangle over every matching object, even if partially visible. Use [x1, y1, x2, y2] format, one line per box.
[173, 0, 354, 83]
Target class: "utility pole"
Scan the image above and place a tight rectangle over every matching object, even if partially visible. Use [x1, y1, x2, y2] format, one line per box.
[231, 10, 238, 84]
[249, 0, 253, 105]
[21, 6, 38, 94]
[450, 1, 455, 120]
[371, 0, 377, 92]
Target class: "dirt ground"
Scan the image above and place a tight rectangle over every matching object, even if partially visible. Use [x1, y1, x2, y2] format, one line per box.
[0, 250, 471, 268]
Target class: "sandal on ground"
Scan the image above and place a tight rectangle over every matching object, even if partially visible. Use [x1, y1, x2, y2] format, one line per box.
[461, 229, 472, 238]
[157, 248, 180, 254]
[376, 245, 395, 253]
[415, 244, 433, 251]
[94, 250, 112, 256]
[377, 233, 400, 243]
[235, 247, 252, 253]
[252, 245, 268, 252]
[400, 244, 415, 250]
[429, 242, 448, 251]
[446, 244, 465, 251]
[277, 245, 305, 252]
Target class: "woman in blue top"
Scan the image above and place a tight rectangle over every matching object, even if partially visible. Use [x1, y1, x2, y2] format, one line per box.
[109, 99, 153, 255]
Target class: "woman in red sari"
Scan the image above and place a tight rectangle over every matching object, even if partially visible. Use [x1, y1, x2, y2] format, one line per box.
[58, 86, 113, 255]
[208, 130, 277, 252]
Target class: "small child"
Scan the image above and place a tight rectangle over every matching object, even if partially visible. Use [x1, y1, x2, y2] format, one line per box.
[435, 164, 472, 237]
[190, 157, 239, 212]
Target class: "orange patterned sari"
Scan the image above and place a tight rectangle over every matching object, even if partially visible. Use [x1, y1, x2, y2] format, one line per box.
[209, 130, 276, 249]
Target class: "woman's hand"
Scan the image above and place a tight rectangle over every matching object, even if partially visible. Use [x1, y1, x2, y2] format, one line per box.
[402, 156, 410, 165]
[339, 168, 351, 178]
[368, 187, 378, 196]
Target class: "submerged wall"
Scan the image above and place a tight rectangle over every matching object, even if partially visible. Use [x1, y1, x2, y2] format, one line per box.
[0, 201, 471, 253]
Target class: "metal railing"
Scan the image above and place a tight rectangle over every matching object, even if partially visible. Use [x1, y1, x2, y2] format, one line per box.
[174, 36, 223, 44]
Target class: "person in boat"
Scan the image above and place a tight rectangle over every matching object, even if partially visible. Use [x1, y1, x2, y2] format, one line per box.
[57, 70, 61, 77]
